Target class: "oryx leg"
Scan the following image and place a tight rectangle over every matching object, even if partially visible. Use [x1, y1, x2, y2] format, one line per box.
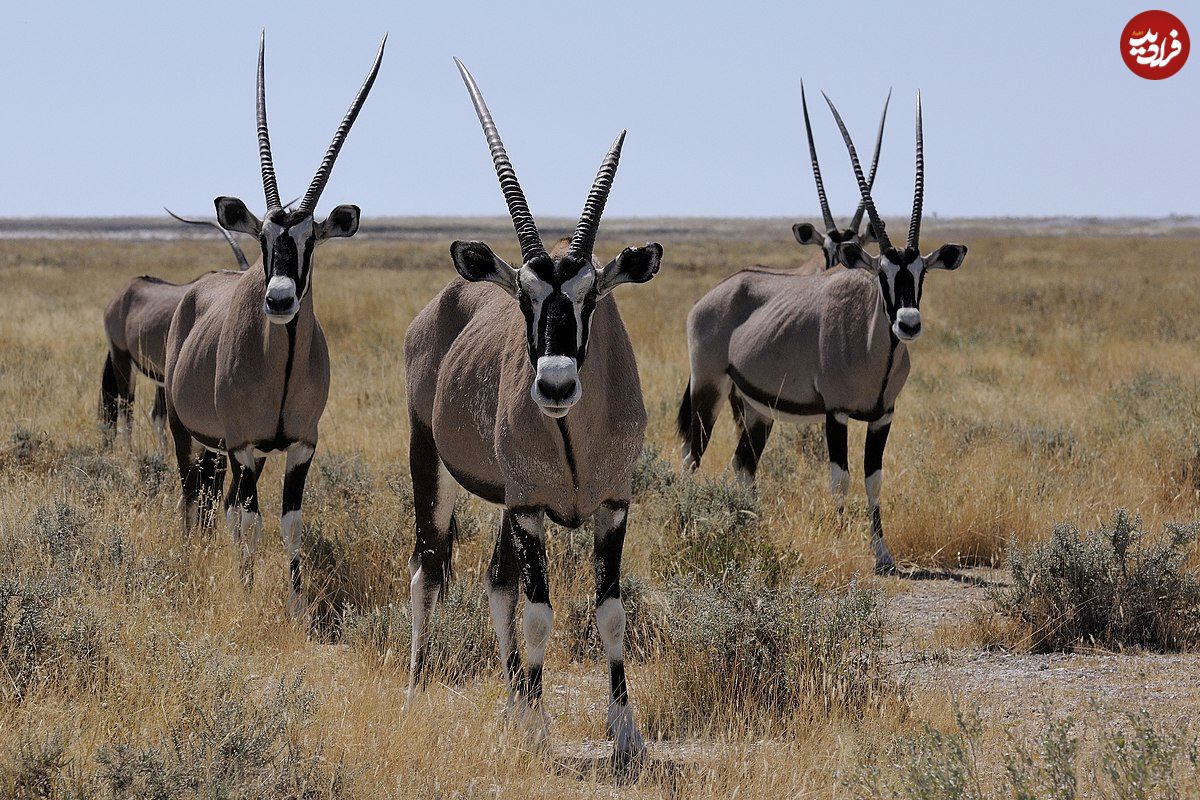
[151, 385, 168, 455]
[100, 347, 135, 448]
[168, 405, 202, 537]
[510, 506, 552, 738]
[825, 412, 851, 513]
[406, 420, 459, 703]
[281, 442, 315, 621]
[864, 413, 896, 574]
[593, 500, 645, 759]
[225, 446, 264, 588]
[486, 509, 524, 705]
[677, 374, 729, 471]
[729, 390, 773, 487]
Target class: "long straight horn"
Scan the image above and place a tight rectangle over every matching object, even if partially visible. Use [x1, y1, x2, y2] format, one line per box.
[823, 92, 893, 253]
[801, 81, 836, 232]
[164, 207, 251, 271]
[297, 35, 388, 215]
[850, 88, 891, 234]
[257, 31, 282, 211]
[454, 58, 546, 262]
[568, 131, 625, 260]
[907, 90, 924, 251]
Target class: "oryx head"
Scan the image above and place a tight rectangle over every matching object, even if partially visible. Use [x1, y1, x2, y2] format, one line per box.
[214, 32, 385, 325]
[824, 91, 967, 343]
[449, 60, 662, 419]
[792, 83, 889, 269]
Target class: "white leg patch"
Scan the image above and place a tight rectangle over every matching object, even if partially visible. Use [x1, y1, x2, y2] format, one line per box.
[830, 463, 851, 509]
[522, 602, 554, 667]
[406, 567, 441, 703]
[595, 597, 626, 662]
[239, 508, 263, 560]
[865, 470, 883, 510]
[281, 509, 302, 558]
[433, 459, 459, 532]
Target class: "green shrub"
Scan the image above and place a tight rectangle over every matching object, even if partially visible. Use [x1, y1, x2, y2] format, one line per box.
[853, 706, 1200, 800]
[562, 574, 668, 663]
[92, 667, 345, 800]
[663, 474, 785, 580]
[344, 578, 494, 686]
[645, 571, 889, 734]
[992, 509, 1200, 652]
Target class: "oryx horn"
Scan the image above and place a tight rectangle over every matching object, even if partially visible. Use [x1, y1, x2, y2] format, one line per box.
[256, 31, 281, 211]
[297, 34, 388, 215]
[823, 91, 894, 253]
[568, 131, 625, 261]
[164, 207, 251, 271]
[801, 81, 836, 232]
[850, 88, 892, 235]
[454, 58, 547, 263]
[907, 90, 924, 251]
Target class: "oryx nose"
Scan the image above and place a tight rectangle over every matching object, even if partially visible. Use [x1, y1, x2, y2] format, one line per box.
[534, 355, 580, 404]
[265, 276, 297, 313]
[537, 374, 577, 402]
[896, 308, 922, 337]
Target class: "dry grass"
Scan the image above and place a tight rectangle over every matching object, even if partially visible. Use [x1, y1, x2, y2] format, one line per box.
[1, 230, 1199, 797]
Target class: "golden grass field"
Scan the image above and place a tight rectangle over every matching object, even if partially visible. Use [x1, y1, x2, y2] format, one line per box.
[2, 227, 1200, 798]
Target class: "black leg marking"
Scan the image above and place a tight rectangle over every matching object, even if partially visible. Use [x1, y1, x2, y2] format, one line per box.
[730, 391, 773, 484]
[100, 348, 135, 443]
[680, 380, 722, 469]
[406, 417, 458, 699]
[826, 412, 850, 512]
[282, 446, 313, 601]
[511, 508, 550, 707]
[488, 510, 524, 698]
[166, 403, 204, 535]
[826, 412, 849, 472]
[594, 500, 644, 754]
[864, 418, 895, 572]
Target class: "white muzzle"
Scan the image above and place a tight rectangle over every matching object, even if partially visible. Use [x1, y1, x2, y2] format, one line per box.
[264, 276, 299, 323]
[893, 307, 922, 341]
[531, 355, 582, 417]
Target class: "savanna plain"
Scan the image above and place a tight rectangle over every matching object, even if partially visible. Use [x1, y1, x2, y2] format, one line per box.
[3, 222, 1200, 799]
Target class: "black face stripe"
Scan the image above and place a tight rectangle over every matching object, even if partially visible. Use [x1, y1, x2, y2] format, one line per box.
[261, 210, 318, 297]
[517, 255, 599, 368]
[537, 294, 578, 359]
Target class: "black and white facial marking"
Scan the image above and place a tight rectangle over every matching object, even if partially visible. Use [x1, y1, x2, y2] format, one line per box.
[793, 223, 878, 269]
[451, 240, 661, 417]
[215, 198, 361, 324]
[838, 242, 967, 342]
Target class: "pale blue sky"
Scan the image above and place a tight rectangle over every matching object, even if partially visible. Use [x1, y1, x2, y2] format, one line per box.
[0, 1, 1194, 218]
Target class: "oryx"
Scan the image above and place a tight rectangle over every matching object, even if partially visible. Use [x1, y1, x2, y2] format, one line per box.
[402, 59, 662, 759]
[677, 90, 967, 574]
[100, 207, 253, 462]
[791, 82, 889, 269]
[164, 33, 383, 616]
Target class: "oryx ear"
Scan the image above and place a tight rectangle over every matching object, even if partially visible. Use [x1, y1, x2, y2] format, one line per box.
[860, 224, 880, 245]
[451, 240, 518, 295]
[596, 243, 662, 296]
[924, 243, 968, 271]
[792, 222, 823, 247]
[214, 197, 261, 237]
[836, 242, 875, 271]
[317, 204, 361, 240]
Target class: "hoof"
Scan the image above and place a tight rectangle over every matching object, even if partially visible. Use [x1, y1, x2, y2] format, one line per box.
[509, 700, 551, 747]
[607, 703, 645, 762]
[873, 559, 897, 576]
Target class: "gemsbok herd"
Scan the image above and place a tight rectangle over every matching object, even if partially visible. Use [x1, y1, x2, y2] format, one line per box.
[97, 34, 967, 760]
